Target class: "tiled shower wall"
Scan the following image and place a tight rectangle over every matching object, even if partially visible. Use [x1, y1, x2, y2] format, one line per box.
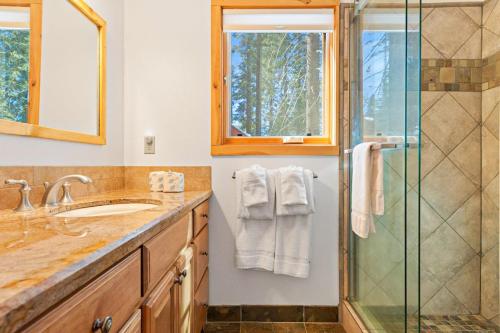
[480, 0, 499, 325]
[421, 1, 499, 322]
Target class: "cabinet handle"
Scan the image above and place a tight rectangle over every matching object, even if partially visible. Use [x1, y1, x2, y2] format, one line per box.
[92, 316, 113, 333]
[200, 251, 208, 256]
[201, 213, 209, 219]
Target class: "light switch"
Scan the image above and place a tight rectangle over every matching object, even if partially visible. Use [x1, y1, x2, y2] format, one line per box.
[144, 136, 155, 154]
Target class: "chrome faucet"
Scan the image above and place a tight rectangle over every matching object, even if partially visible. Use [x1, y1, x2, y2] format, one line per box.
[42, 175, 92, 207]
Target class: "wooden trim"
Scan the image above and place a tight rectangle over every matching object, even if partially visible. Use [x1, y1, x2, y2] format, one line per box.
[212, 0, 340, 8]
[210, 0, 340, 156]
[27, 2, 41, 124]
[211, 143, 339, 156]
[341, 301, 366, 333]
[0, 0, 107, 145]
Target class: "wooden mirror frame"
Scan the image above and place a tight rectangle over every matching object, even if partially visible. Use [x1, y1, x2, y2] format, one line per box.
[0, 0, 107, 145]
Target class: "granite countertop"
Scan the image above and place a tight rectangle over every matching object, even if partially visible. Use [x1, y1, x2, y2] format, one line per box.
[0, 189, 212, 333]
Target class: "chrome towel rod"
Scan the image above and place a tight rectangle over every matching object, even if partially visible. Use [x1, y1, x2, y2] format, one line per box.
[232, 171, 319, 179]
[344, 142, 418, 155]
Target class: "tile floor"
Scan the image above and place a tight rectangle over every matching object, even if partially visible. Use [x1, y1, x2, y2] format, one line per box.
[205, 322, 345, 333]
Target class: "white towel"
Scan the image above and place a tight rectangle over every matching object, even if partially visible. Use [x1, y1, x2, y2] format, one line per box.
[235, 169, 277, 272]
[149, 171, 167, 192]
[237, 168, 275, 220]
[274, 169, 315, 278]
[241, 165, 269, 207]
[279, 166, 308, 206]
[276, 169, 315, 216]
[351, 142, 385, 239]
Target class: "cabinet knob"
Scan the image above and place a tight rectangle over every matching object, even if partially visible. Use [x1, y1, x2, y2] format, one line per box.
[200, 251, 208, 256]
[201, 213, 209, 219]
[175, 275, 184, 285]
[92, 316, 112, 333]
[181, 270, 187, 277]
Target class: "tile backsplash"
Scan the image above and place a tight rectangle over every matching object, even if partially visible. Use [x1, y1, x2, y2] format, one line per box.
[0, 166, 211, 211]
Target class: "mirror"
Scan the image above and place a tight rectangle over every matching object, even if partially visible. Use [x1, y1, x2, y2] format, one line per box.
[0, 0, 106, 144]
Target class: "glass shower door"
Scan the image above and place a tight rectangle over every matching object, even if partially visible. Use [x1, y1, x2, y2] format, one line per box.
[347, 0, 421, 331]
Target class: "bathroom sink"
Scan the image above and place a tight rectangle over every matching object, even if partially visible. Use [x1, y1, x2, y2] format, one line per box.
[54, 203, 159, 218]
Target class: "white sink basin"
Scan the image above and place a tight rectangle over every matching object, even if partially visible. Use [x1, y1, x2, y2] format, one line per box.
[54, 203, 159, 218]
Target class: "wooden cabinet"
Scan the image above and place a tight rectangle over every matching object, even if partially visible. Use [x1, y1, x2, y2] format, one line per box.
[119, 310, 142, 333]
[23, 200, 210, 333]
[143, 268, 177, 333]
[24, 250, 142, 333]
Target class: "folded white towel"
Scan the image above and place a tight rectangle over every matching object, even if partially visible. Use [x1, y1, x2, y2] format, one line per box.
[241, 165, 269, 207]
[276, 169, 315, 216]
[279, 166, 308, 206]
[235, 169, 277, 272]
[351, 142, 385, 239]
[274, 214, 313, 278]
[162, 171, 185, 193]
[237, 167, 275, 221]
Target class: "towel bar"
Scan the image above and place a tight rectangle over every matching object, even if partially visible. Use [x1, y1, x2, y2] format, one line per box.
[344, 142, 419, 155]
[231, 171, 319, 179]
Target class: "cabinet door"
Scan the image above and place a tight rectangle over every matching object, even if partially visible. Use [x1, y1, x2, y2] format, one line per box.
[143, 268, 177, 333]
[177, 249, 194, 333]
[193, 270, 208, 333]
[119, 310, 142, 333]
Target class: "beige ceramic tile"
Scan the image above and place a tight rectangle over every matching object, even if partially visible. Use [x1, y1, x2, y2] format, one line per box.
[421, 222, 476, 286]
[483, 0, 499, 25]
[484, 104, 499, 139]
[423, 7, 478, 59]
[422, 93, 476, 154]
[421, 37, 444, 59]
[421, 91, 445, 114]
[421, 158, 477, 219]
[447, 191, 481, 252]
[420, 134, 446, 179]
[480, 246, 499, 320]
[484, 0, 500, 35]
[449, 92, 481, 122]
[481, 127, 499, 186]
[421, 287, 471, 315]
[484, 174, 499, 209]
[482, 86, 500, 121]
[481, 193, 499, 253]
[460, 6, 482, 25]
[482, 28, 500, 59]
[449, 127, 481, 186]
[446, 256, 480, 313]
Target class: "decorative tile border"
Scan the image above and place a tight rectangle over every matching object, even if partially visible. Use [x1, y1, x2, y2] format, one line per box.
[482, 51, 500, 90]
[422, 59, 483, 92]
[208, 305, 339, 323]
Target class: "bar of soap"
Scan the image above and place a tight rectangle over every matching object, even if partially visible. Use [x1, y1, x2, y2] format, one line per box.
[283, 136, 304, 144]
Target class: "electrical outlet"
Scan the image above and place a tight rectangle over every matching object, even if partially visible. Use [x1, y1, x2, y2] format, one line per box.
[144, 136, 155, 154]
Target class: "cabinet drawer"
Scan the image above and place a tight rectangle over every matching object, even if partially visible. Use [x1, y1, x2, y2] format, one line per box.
[24, 250, 141, 333]
[193, 225, 208, 289]
[193, 200, 209, 237]
[193, 270, 209, 333]
[143, 214, 191, 293]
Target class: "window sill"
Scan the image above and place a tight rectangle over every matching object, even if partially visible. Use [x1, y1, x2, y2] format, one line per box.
[211, 143, 339, 156]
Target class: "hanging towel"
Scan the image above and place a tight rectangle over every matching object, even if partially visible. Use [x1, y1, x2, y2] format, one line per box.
[274, 169, 315, 278]
[279, 166, 308, 206]
[235, 169, 277, 272]
[237, 167, 275, 220]
[242, 165, 269, 207]
[276, 169, 315, 216]
[351, 142, 384, 239]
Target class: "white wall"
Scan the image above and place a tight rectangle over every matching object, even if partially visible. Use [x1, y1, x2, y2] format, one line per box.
[0, 0, 124, 166]
[124, 0, 340, 305]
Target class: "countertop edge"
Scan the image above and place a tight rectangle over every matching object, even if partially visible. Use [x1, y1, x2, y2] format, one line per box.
[0, 190, 212, 333]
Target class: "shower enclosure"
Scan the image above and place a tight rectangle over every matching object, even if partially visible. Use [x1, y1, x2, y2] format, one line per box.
[344, 0, 499, 331]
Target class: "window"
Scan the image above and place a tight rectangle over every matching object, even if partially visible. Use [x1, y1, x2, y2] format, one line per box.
[211, 1, 339, 156]
[0, 2, 41, 124]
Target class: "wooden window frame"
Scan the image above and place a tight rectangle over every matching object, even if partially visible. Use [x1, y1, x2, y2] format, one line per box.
[0, 0, 107, 145]
[211, 0, 340, 156]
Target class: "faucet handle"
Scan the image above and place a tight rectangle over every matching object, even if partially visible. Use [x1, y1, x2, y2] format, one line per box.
[60, 182, 74, 205]
[5, 179, 35, 212]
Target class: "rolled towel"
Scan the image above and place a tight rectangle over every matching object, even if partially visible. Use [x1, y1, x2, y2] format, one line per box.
[279, 166, 308, 206]
[242, 165, 269, 207]
[276, 169, 315, 216]
[162, 171, 185, 193]
[237, 167, 275, 221]
[149, 171, 167, 192]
